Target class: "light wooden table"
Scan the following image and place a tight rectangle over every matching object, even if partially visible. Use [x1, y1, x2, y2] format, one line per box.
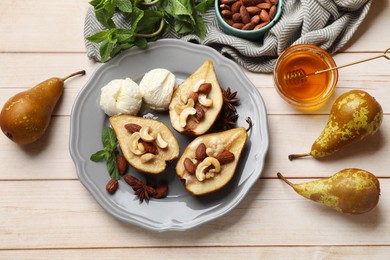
[1, 0, 390, 259]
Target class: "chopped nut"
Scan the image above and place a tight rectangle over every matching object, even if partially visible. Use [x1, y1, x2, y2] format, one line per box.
[140, 153, 155, 163]
[140, 126, 154, 142]
[125, 123, 142, 133]
[156, 133, 168, 149]
[195, 103, 205, 121]
[184, 157, 196, 174]
[188, 92, 199, 103]
[195, 143, 207, 161]
[179, 107, 197, 128]
[215, 150, 235, 164]
[141, 141, 158, 154]
[198, 83, 212, 94]
[129, 132, 145, 155]
[174, 98, 195, 114]
[192, 79, 206, 93]
[195, 157, 221, 182]
[198, 94, 213, 107]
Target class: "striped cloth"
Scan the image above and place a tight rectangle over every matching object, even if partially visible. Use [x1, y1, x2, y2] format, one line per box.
[84, 0, 372, 73]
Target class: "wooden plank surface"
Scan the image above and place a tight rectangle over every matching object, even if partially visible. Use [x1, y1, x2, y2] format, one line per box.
[1, 0, 390, 258]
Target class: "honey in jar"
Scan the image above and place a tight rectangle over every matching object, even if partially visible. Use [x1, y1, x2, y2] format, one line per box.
[273, 44, 338, 110]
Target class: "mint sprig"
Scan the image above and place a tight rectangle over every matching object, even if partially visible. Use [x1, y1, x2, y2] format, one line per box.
[90, 126, 120, 180]
[86, 0, 213, 62]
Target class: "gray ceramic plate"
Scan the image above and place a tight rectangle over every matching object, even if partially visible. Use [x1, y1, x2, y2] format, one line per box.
[69, 39, 269, 232]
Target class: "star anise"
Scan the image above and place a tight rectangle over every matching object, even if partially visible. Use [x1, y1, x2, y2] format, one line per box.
[219, 87, 240, 130]
[222, 87, 240, 113]
[124, 175, 156, 202]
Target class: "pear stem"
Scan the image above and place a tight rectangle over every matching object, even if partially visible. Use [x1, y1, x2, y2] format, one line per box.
[288, 153, 311, 161]
[245, 117, 253, 132]
[62, 70, 86, 81]
[277, 172, 294, 187]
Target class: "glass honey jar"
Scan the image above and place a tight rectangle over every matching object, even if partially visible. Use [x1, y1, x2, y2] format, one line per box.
[273, 44, 338, 110]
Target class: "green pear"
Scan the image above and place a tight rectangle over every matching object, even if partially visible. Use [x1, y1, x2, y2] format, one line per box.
[277, 168, 380, 214]
[0, 70, 85, 144]
[289, 90, 383, 160]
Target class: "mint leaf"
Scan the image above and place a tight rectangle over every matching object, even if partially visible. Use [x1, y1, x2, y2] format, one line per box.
[116, 0, 133, 13]
[194, 14, 207, 39]
[100, 41, 114, 62]
[86, 30, 111, 43]
[195, 0, 214, 13]
[102, 126, 118, 150]
[135, 38, 148, 48]
[115, 28, 135, 43]
[135, 10, 163, 34]
[130, 6, 145, 33]
[106, 151, 120, 180]
[90, 149, 107, 162]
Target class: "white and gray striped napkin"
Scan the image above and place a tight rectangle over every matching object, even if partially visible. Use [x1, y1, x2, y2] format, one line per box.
[84, 0, 372, 73]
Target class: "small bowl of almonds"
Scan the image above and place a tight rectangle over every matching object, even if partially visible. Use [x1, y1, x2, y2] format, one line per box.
[215, 0, 282, 41]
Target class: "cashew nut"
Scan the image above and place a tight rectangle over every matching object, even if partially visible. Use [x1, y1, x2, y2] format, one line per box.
[206, 147, 215, 157]
[192, 79, 206, 93]
[140, 126, 154, 142]
[129, 132, 145, 155]
[174, 98, 195, 114]
[198, 94, 213, 107]
[140, 153, 155, 163]
[156, 133, 168, 149]
[195, 157, 221, 182]
[179, 107, 197, 128]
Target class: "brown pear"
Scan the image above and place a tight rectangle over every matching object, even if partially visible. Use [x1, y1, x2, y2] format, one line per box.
[169, 60, 223, 136]
[176, 127, 247, 195]
[0, 70, 85, 144]
[109, 115, 180, 174]
[289, 90, 383, 160]
[277, 168, 380, 214]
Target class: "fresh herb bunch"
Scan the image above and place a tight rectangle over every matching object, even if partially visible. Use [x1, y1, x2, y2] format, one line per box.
[90, 126, 120, 180]
[87, 0, 214, 62]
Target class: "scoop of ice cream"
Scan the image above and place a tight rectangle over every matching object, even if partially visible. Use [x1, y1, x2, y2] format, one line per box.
[139, 68, 176, 111]
[99, 78, 142, 116]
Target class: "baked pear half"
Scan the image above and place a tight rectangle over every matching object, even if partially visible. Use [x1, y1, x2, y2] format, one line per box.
[176, 127, 248, 195]
[169, 60, 223, 136]
[110, 115, 180, 174]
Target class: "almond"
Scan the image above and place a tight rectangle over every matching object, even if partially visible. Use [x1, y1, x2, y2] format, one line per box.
[153, 184, 169, 199]
[232, 13, 242, 23]
[215, 151, 235, 164]
[141, 141, 158, 154]
[240, 5, 251, 24]
[257, 3, 272, 9]
[106, 179, 118, 194]
[269, 5, 277, 20]
[231, 1, 242, 13]
[125, 123, 141, 133]
[260, 9, 270, 22]
[198, 83, 212, 94]
[188, 92, 199, 103]
[116, 155, 127, 175]
[184, 157, 196, 174]
[246, 6, 260, 15]
[242, 22, 256, 30]
[195, 103, 205, 121]
[195, 143, 207, 161]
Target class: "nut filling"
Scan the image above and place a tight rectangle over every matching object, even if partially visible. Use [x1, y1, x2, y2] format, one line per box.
[184, 142, 236, 182]
[176, 81, 214, 129]
[126, 123, 169, 163]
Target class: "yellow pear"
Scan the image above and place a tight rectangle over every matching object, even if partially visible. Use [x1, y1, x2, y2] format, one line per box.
[110, 115, 180, 174]
[289, 90, 383, 160]
[169, 60, 223, 136]
[176, 127, 247, 195]
[277, 168, 380, 214]
[0, 70, 85, 144]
